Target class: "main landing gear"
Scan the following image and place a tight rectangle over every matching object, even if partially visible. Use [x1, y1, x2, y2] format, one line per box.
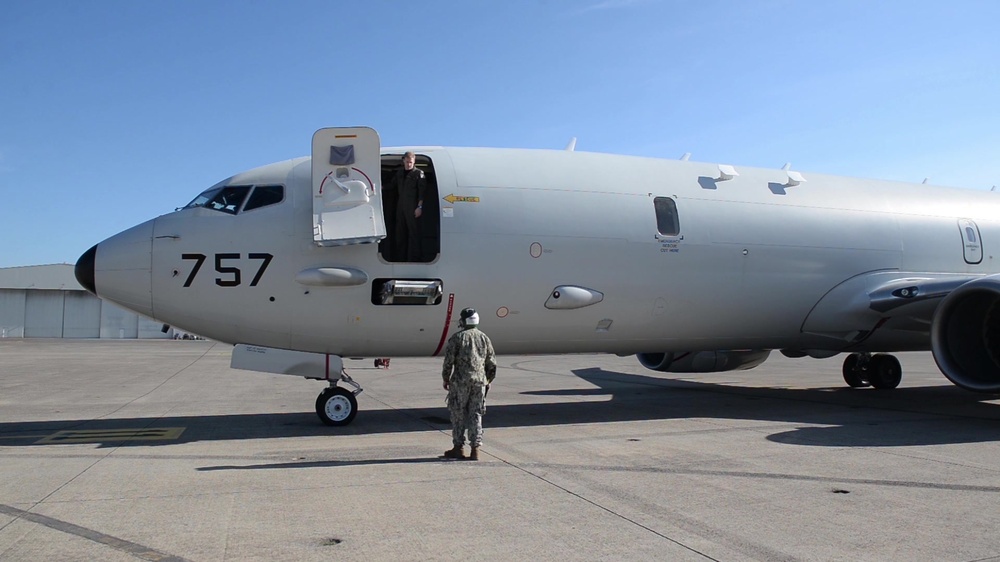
[842, 352, 902, 390]
[315, 369, 363, 426]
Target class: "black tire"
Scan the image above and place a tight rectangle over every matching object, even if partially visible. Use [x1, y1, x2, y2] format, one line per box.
[315, 387, 358, 426]
[842, 353, 869, 388]
[867, 354, 902, 389]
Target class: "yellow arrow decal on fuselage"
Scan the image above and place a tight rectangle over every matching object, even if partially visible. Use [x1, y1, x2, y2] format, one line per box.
[443, 194, 480, 204]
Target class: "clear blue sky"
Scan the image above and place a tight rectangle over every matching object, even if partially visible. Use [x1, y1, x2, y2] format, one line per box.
[2, 1, 998, 268]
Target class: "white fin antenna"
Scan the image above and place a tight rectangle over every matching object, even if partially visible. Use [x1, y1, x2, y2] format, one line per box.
[922, 178, 929, 184]
[716, 164, 739, 182]
[785, 170, 806, 187]
[565, 137, 577, 151]
[680, 152, 691, 161]
[781, 162, 792, 171]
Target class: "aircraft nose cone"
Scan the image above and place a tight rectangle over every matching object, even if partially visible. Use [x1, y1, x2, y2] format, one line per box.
[75, 245, 98, 295]
[84, 219, 155, 318]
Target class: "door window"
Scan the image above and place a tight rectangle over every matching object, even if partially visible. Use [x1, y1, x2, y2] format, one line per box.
[654, 197, 680, 236]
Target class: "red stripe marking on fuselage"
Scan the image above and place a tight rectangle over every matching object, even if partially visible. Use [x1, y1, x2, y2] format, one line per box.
[434, 294, 456, 356]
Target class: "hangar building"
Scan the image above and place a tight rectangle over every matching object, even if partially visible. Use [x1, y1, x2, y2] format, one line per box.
[0, 264, 172, 339]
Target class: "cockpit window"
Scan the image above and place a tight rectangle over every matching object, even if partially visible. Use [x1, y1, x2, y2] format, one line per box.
[243, 185, 284, 212]
[184, 185, 251, 214]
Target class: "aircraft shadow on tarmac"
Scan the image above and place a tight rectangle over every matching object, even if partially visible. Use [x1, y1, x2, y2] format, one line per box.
[2, 367, 1000, 449]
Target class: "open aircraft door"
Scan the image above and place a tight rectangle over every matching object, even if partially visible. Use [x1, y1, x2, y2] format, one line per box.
[312, 127, 385, 246]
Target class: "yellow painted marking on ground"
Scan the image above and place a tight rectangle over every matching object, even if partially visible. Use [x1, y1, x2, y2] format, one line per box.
[36, 427, 186, 444]
[442, 194, 480, 204]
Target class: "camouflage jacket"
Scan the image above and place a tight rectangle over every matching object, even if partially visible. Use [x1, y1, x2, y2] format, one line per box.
[442, 327, 497, 386]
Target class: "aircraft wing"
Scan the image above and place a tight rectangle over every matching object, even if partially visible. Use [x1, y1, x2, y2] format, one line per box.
[867, 275, 979, 314]
[801, 271, 985, 349]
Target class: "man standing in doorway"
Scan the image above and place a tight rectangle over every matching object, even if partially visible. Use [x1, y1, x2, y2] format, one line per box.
[442, 308, 497, 461]
[392, 151, 426, 262]
[379, 164, 398, 261]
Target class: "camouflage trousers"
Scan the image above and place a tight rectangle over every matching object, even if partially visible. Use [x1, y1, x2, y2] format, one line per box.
[447, 382, 486, 447]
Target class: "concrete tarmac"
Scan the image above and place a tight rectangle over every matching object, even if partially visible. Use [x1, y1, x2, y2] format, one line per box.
[2, 340, 1000, 561]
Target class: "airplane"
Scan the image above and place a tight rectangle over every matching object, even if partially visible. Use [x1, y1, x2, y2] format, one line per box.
[74, 126, 1000, 426]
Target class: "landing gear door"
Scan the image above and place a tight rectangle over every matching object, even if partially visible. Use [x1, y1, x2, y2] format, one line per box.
[312, 127, 385, 246]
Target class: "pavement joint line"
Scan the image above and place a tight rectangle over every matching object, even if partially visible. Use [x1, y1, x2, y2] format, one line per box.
[0, 503, 193, 562]
[516, 462, 1000, 492]
[486, 450, 722, 562]
[859, 447, 1000, 473]
[367, 363, 716, 560]
[355, 376, 721, 556]
[6, 403, 185, 540]
[92, 342, 219, 422]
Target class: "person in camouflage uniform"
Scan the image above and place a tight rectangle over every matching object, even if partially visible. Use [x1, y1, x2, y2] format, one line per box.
[442, 307, 497, 461]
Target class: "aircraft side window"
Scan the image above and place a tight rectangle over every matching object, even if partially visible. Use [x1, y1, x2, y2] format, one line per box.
[184, 185, 251, 215]
[206, 186, 250, 214]
[243, 185, 284, 212]
[183, 187, 222, 210]
[653, 197, 680, 236]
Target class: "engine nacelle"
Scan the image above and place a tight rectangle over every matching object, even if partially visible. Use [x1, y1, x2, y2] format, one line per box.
[931, 275, 1000, 392]
[636, 350, 771, 373]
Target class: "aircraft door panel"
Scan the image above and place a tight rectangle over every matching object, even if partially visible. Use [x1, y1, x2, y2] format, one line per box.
[312, 127, 385, 246]
[959, 219, 983, 264]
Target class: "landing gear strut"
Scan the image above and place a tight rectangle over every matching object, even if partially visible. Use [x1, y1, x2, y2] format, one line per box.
[842, 353, 902, 390]
[315, 369, 362, 426]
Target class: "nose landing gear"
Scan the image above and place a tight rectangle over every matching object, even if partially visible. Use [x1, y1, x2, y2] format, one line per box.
[316, 370, 362, 426]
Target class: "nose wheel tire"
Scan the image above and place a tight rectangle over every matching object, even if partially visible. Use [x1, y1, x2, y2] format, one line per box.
[316, 387, 358, 426]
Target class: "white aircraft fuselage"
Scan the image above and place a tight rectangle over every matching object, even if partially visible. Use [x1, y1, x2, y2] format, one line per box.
[76, 128, 1000, 423]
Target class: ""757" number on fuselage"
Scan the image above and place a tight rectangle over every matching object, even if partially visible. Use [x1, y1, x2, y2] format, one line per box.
[181, 253, 273, 287]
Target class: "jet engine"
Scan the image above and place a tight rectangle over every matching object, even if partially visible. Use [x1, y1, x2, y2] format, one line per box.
[636, 350, 771, 373]
[930, 275, 1000, 392]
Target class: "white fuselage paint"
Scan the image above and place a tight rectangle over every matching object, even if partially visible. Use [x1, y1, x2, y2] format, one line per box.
[93, 147, 1000, 358]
